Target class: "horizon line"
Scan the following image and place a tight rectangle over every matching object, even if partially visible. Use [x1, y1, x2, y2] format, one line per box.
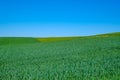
[0, 32, 119, 38]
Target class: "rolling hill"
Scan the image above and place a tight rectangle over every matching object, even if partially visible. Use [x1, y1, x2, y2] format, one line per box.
[0, 32, 120, 80]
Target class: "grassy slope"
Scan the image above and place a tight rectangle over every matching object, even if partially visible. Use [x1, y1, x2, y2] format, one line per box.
[0, 32, 120, 80]
[37, 32, 120, 42]
[37, 37, 81, 42]
[0, 37, 39, 45]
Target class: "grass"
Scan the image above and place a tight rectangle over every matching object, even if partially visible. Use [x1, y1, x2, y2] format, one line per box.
[0, 32, 120, 80]
[37, 37, 80, 42]
[0, 37, 39, 45]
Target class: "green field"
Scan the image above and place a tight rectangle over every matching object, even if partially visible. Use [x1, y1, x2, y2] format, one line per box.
[0, 32, 120, 80]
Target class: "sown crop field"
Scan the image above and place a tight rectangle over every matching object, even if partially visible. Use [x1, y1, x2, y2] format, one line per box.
[0, 32, 120, 80]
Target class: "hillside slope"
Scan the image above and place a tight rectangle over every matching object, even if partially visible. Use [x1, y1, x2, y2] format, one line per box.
[0, 32, 120, 80]
[0, 37, 39, 45]
[95, 32, 120, 37]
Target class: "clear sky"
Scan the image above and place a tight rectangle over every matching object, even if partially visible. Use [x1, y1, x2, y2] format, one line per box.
[0, 0, 120, 37]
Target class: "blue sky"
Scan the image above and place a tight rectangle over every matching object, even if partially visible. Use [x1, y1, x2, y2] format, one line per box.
[0, 0, 120, 37]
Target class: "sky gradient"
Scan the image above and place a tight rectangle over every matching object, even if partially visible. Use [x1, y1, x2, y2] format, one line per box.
[0, 0, 120, 37]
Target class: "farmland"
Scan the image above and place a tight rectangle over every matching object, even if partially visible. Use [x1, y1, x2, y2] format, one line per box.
[0, 32, 120, 80]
